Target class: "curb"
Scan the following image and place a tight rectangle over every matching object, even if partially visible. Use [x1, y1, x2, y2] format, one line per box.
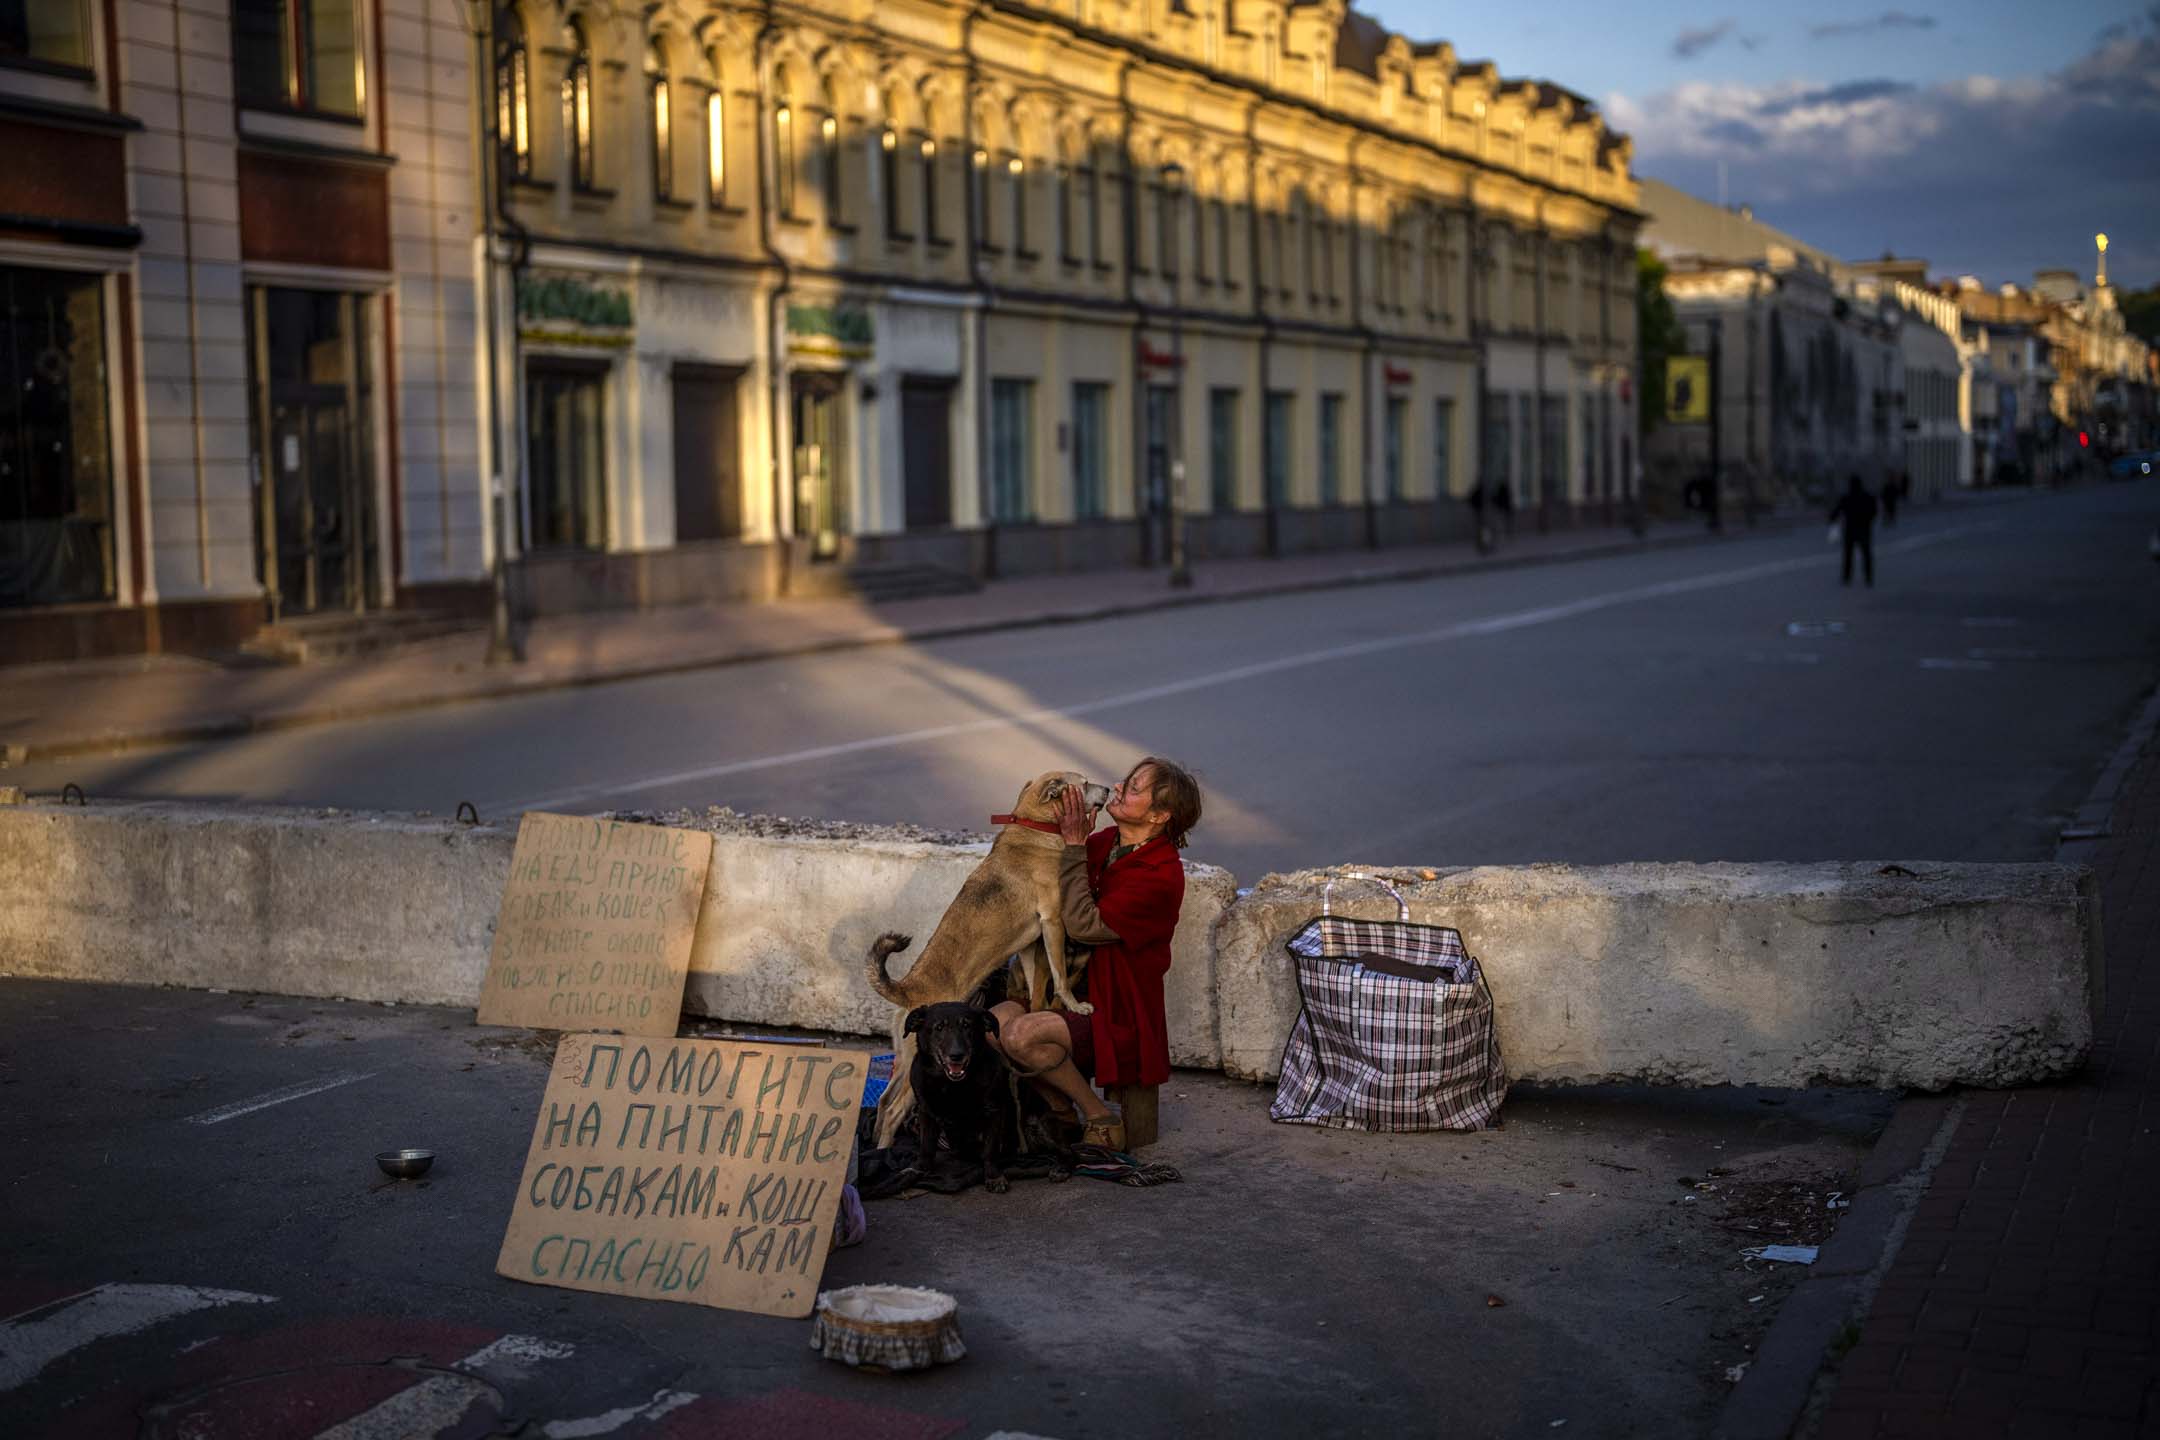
[7, 513, 1805, 766]
[1719, 672, 2160, 1440]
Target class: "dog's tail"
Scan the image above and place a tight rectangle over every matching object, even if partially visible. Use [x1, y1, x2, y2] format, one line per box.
[866, 932, 915, 1006]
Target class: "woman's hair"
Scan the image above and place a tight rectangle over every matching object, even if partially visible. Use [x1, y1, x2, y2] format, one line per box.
[1129, 756, 1203, 849]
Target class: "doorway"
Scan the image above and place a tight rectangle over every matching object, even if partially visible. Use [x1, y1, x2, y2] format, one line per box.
[901, 378, 953, 530]
[671, 365, 743, 542]
[248, 287, 378, 617]
[792, 372, 846, 559]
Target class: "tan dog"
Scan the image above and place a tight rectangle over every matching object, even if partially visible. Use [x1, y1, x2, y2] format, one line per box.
[867, 770, 1111, 1147]
[866, 769, 1113, 1018]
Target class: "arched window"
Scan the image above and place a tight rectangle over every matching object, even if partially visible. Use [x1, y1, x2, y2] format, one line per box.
[880, 89, 906, 239]
[1008, 153, 1028, 256]
[819, 82, 842, 224]
[493, 5, 530, 181]
[563, 19, 593, 190]
[1156, 163, 1180, 279]
[647, 40, 672, 202]
[773, 75, 797, 217]
[921, 129, 942, 244]
[1056, 136, 1076, 263]
[705, 49, 727, 205]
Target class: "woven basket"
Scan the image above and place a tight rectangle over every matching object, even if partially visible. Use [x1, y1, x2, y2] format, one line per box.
[808, 1285, 966, 1372]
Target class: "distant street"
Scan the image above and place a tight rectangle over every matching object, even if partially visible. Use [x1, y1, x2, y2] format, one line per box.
[13, 485, 2160, 880]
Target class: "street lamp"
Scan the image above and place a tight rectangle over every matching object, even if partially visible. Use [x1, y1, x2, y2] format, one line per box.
[463, 0, 524, 663]
[1162, 161, 1191, 589]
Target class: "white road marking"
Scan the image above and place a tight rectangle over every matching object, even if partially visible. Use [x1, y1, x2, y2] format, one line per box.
[1920, 657, 1997, 671]
[1961, 616, 2021, 628]
[542, 1389, 699, 1437]
[183, 1070, 377, 1126]
[1969, 647, 2039, 661]
[0, 1283, 273, 1392]
[500, 521, 1999, 814]
[1745, 651, 1823, 665]
[311, 1335, 575, 1440]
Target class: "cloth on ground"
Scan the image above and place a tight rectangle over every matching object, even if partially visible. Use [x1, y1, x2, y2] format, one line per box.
[854, 1119, 1181, 1199]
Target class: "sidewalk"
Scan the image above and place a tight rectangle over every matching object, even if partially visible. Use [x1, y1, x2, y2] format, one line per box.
[1, 509, 1796, 764]
[1810, 704, 2160, 1435]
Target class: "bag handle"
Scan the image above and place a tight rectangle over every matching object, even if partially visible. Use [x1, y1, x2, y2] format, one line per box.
[1321, 872, 1410, 922]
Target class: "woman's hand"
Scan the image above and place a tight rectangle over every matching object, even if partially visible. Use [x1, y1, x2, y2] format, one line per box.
[1057, 785, 1092, 845]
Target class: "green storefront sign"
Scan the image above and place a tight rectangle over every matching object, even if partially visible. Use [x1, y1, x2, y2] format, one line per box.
[518, 275, 633, 328]
[786, 304, 874, 352]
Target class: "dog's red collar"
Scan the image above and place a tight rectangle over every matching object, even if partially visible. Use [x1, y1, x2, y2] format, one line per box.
[990, 813, 1065, 836]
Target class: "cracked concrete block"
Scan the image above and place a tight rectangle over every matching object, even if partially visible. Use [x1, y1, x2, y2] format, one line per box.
[1212, 863, 2098, 1089]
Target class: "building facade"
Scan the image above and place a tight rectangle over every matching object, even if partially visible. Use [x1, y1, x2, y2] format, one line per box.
[2, 0, 1643, 658]
[1, 0, 481, 660]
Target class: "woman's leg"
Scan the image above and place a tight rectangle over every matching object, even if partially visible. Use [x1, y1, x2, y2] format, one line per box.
[987, 1009, 1109, 1121]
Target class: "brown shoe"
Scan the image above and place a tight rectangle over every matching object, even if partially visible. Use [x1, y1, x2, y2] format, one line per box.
[1080, 1106, 1125, 1151]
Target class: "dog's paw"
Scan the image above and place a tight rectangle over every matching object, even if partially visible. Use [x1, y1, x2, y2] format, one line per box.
[1066, 1000, 1095, 1016]
[984, 1173, 1010, 1194]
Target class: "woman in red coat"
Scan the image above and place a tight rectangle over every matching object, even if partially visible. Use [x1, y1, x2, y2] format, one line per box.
[989, 756, 1201, 1150]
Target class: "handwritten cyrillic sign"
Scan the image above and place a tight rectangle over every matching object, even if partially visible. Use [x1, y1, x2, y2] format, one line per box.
[476, 813, 711, 1036]
[496, 1034, 858, 1317]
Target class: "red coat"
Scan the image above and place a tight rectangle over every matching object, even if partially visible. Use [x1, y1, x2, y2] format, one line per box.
[1083, 828, 1185, 1087]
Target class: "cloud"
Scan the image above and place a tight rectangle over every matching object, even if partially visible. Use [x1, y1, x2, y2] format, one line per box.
[1672, 20, 1736, 59]
[1607, 6, 2160, 286]
[1809, 11, 1938, 40]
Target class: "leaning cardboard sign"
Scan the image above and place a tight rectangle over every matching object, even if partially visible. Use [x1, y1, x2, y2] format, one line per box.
[498, 1033, 859, 1317]
[477, 813, 712, 1036]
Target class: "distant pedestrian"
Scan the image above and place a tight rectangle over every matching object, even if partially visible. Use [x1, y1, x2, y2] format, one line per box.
[1830, 474, 1878, 587]
[1881, 471, 1902, 527]
[1469, 482, 1494, 552]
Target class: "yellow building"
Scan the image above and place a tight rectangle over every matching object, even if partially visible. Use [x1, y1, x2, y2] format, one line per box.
[482, 0, 1642, 607]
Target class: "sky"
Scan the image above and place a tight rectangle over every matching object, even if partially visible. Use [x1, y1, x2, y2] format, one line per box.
[1361, 1, 2160, 291]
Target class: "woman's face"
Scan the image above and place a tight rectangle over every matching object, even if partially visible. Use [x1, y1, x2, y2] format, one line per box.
[1106, 766, 1160, 827]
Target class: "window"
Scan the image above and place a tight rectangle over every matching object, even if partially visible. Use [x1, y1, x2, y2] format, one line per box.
[706, 53, 728, 205]
[1, 266, 112, 608]
[647, 41, 672, 203]
[1218, 196, 1235, 288]
[1208, 388, 1238, 512]
[1071, 382, 1108, 519]
[1518, 395, 1534, 501]
[1084, 153, 1102, 266]
[233, 0, 362, 116]
[1540, 395, 1564, 502]
[1057, 161, 1075, 263]
[819, 89, 842, 225]
[773, 81, 797, 217]
[1264, 391, 1292, 507]
[1009, 155, 1029, 255]
[1384, 396, 1405, 501]
[989, 380, 1033, 522]
[1433, 397, 1455, 497]
[921, 136, 943, 244]
[1193, 194, 1211, 284]
[1486, 393, 1512, 502]
[493, 8, 530, 181]
[2, 0, 91, 68]
[1320, 392, 1344, 503]
[563, 21, 594, 190]
[882, 123, 906, 239]
[1298, 191, 1315, 302]
[526, 360, 609, 551]
[1156, 168, 1178, 279]
[972, 147, 992, 251]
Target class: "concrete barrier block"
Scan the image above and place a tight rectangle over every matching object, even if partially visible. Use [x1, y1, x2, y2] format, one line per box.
[1214, 863, 2097, 1090]
[0, 800, 512, 1005]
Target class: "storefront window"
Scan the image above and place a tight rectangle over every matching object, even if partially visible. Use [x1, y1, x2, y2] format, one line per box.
[1, 266, 113, 608]
[1319, 392, 1344, 503]
[1433, 397, 1454, 498]
[1384, 395, 1405, 501]
[1264, 390, 1291, 507]
[2, 0, 92, 69]
[233, 0, 363, 117]
[988, 379, 1032, 522]
[526, 360, 608, 551]
[1071, 382, 1106, 520]
[1209, 388, 1237, 512]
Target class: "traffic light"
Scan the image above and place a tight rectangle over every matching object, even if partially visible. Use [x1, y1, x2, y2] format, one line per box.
[2078, 431, 2090, 448]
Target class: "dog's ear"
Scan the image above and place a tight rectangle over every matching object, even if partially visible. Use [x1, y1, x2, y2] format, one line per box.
[904, 1006, 929, 1036]
[976, 1006, 1000, 1036]
[1041, 776, 1065, 802]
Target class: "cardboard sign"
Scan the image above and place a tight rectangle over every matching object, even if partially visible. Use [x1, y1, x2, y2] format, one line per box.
[497, 1034, 859, 1317]
[477, 813, 712, 1036]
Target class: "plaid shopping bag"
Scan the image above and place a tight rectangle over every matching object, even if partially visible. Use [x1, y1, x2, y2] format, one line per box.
[1270, 874, 1508, 1132]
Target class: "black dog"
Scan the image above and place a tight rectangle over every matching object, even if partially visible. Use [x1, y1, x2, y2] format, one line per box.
[904, 1002, 1015, 1193]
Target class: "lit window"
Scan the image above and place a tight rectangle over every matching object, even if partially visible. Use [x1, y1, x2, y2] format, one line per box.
[233, 0, 363, 116]
[563, 20, 594, 189]
[493, 7, 530, 180]
[774, 80, 796, 216]
[706, 51, 726, 205]
[2, 0, 93, 68]
[647, 40, 672, 203]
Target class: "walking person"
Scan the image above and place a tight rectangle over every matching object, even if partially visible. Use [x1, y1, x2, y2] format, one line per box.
[1830, 474, 1879, 587]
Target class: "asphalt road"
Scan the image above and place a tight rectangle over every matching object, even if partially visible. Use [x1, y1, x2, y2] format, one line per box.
[14, 485, 2160, 881]
[0, 980, 1894, 1439]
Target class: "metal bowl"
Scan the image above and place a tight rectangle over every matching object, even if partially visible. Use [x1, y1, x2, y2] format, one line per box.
[375, 1148, 435, 1179]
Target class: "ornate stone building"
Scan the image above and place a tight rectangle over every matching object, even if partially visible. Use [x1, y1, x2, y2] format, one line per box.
[0, 0, 1640, 656]
[481, 0, 1642, 611]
